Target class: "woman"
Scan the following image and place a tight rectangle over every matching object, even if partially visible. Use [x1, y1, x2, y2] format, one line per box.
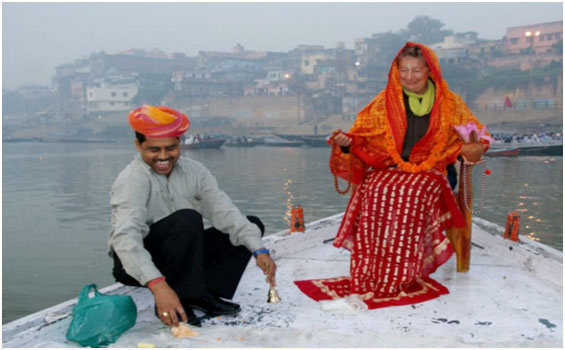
[295, 42, 489, 309]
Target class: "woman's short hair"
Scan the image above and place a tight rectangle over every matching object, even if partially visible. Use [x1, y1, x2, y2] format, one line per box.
[398, 45, 423, 59]
[396, 46, 428, 67]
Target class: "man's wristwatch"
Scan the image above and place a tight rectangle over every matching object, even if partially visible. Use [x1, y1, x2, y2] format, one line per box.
[252, 248, 270, 258]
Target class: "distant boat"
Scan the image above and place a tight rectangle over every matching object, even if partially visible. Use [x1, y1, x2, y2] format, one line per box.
[485, 147, 520, 157]
[273, 133, 303, 141]
[182, 135, 226, 150]
[517, 142, 562, 156]
[262, 136, 303, 147]
[298, 135, 330, 148]
[490, 141, 562, 157]
[275, 133, 331, 143]
[225, 137, 257, 148]
[225, 141, 256, 148]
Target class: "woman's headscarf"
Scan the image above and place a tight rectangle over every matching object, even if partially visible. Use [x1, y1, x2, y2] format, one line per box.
[330, 42, 486, 183]
[128, 105, 190, 138]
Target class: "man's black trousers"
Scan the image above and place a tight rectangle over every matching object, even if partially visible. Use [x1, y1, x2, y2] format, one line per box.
[112, 209, 264, 300]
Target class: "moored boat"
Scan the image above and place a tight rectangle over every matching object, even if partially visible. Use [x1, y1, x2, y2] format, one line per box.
[2, 214, 562, 348]
[485, 147, 520, 157]
[181, 135, 227, 150]
[261, 136, 304, 147]
[490, 141, 563, 156]
[517, 142, 563, 156]
[298, 135, 330, 148]
[224, 137, 257, 148]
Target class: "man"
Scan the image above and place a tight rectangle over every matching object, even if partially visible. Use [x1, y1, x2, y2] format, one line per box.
[108, 105, 276, 328]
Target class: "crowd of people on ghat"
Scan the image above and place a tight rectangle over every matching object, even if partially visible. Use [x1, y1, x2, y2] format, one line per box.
[491, 131, 562, 144]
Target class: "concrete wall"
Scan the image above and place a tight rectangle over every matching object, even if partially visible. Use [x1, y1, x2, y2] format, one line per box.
[473, 81, 562, 106]
[186, 95, 305, 127]
[473, 107, 563, 125]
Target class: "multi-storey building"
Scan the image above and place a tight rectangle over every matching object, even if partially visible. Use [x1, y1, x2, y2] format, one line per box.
[85, 82, 138, 114]
[431, 33, 480, 64]
[354, 37, 379, 65]
[172, 69, 240, 99]
[503, 21, 563, 54]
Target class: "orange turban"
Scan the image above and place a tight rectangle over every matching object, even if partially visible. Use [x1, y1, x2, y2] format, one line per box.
[128, 105, 190, 138]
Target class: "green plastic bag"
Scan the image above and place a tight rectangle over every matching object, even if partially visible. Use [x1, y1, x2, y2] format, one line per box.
[66, 284, 137, 347]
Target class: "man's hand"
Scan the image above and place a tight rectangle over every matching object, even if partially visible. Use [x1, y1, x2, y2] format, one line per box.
[149, 280, 188, 327]
[256, 254, 277, 286]
[331, 129, 352, 147]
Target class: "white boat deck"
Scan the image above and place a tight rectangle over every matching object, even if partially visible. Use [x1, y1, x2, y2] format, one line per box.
[3, 214, 563, 348]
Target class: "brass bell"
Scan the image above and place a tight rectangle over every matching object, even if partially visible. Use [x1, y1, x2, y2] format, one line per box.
[267, 284, 281, 303]
[265, 262, 281, 303]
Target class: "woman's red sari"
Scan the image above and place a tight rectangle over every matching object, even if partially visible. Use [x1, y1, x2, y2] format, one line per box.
[295, 168, 463, 308]
[295, 42, 483, 309]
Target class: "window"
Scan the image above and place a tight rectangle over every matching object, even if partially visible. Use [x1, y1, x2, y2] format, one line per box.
[510, 38, 519, 44]
[122, 92, 128, 97]
[540, 35, 546, 42]
[547, 33, 553, 40]
[110, 101, 115, 106]
[111, 92, 117, 97]
[304, 59, 310, 66]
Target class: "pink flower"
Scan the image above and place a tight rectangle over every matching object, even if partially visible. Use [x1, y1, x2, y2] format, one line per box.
[453, 122, 494, 143]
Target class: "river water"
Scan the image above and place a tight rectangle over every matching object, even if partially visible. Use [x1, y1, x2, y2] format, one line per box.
[2, 142, 562, 323]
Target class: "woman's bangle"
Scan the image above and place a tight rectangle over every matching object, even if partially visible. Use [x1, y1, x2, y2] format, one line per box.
[253, 248, 270, 258]
[147, 276, 165, 288]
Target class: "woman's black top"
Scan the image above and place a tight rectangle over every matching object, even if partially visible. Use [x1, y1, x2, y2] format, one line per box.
[401, 92, 430, 161]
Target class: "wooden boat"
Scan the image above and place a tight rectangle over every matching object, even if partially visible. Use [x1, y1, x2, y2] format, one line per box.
[261, 136, 303, 147]
[224, 137, 257, 148]
[299, 135, 330, 148]
[272, 133, 303, 141]
[489, 141, 563, 157]
[181, 136, 226, 150]
[517, 142, 563, 156]
[485, 147, 520, 157]
[225, 141, 257, 148]
[2, 214, 562, 347]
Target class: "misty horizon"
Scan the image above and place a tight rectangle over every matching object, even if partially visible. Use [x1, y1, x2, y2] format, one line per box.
[3, 2, 563, 89]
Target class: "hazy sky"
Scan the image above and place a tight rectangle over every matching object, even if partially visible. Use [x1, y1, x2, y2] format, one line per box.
[2, 2, 563, 89]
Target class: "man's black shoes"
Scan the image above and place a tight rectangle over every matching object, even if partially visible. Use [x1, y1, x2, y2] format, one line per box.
[183, 295, 241, 316]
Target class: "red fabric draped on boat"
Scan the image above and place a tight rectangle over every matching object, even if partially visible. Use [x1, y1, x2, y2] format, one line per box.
[295, 168, 464, 309]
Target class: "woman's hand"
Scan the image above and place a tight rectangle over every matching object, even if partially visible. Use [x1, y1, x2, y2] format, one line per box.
[460, 142, 486, 164]
[150, 280, 188, 327]
[331, 129, 352, 147]
[256, 253, 277, 286]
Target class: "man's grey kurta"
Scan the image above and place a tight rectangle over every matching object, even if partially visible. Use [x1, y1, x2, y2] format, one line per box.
[108, 155, 263, 285]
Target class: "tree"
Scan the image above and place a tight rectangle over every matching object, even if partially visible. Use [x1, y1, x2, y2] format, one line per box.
[133, 73, 173, 106]
[401, 16, 453, 45]
[373, 31, 407, 63]
[441, 62, 476, 102]
[552, 39, 563, 54]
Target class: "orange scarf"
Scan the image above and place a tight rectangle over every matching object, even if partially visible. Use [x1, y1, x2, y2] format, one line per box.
[330, 42, 486, 184]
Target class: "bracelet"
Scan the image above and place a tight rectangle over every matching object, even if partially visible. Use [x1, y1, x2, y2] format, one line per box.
[253, 248, 270, 258]
[147, 276, 165, 288]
